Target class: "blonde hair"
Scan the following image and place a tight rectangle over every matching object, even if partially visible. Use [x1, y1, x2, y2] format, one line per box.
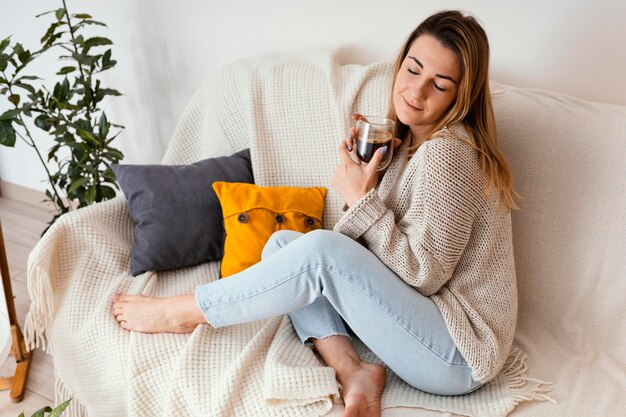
[387, 10, 521, 211]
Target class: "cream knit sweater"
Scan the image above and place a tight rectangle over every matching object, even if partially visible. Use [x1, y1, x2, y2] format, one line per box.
[334, 122, 518, 383]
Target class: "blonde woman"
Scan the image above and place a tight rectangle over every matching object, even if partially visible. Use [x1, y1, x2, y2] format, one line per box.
[113, 10, 519, 417]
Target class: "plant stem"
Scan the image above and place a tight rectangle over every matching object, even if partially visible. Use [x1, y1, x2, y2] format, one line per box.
[62, 0, 93, 125]
[3, 72, 69, 213]
[16, 114, 69, 213]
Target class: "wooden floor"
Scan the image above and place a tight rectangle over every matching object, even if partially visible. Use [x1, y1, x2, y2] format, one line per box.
[0, 197, 57, 415]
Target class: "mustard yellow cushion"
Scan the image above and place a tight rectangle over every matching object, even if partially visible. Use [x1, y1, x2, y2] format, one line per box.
[212, 181, 327, 278]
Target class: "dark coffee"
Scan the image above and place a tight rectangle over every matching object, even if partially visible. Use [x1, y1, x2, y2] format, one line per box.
[356, 132, 393, 163]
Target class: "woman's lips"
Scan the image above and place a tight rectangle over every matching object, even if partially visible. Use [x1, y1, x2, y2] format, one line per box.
[403, 97, 423, 111]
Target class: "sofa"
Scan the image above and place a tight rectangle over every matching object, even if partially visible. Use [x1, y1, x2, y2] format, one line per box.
[23, 50, 626, 417]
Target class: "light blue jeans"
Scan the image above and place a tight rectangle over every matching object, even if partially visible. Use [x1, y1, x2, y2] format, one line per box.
[195, 229, 482, 395]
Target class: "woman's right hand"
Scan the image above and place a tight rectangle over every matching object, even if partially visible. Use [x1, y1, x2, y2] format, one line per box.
[347, 113, 402, 161]
[334, 113, 402, 209]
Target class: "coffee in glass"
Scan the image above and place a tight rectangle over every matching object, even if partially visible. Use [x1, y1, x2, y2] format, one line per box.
[354, 116, 395, 171]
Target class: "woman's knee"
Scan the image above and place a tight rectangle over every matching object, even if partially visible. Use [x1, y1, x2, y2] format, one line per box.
[301, 229, 365, 258]
[261, 230, 304, 260]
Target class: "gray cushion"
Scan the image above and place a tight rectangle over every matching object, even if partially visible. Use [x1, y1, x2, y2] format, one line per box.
[112, 149, 253, 276]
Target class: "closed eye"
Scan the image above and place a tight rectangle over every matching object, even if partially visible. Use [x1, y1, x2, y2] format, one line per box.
[408, 68, 446, 92]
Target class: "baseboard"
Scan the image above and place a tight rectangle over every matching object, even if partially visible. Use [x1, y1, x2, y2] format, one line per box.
[0, 181, 49, 208]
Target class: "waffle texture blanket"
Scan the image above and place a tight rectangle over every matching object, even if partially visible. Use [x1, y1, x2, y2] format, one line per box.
[24, 50, 556, 417]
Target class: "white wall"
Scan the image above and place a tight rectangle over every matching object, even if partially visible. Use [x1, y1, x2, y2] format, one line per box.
[1, 0, 625, 192]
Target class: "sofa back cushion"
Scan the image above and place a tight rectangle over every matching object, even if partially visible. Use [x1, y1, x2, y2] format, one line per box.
[492, 83, 626, 341]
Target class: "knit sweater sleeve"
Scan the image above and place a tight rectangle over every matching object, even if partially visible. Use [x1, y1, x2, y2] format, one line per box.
[333, 136, 483, 295]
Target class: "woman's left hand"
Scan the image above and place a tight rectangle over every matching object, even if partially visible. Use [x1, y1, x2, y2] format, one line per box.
[331, 132, 401, 208]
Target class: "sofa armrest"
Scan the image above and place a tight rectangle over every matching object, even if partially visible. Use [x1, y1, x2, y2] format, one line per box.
[24, 196, 133, 353]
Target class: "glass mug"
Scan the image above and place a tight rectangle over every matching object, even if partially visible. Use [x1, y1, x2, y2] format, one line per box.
[354, 116, 395, 171]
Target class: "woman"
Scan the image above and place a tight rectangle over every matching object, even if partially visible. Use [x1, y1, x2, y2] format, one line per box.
[112, 10, 519, 417]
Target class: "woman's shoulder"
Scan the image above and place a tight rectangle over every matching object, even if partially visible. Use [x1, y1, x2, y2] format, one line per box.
[424, 122, 480, 167]
[431, 122, 475, 148]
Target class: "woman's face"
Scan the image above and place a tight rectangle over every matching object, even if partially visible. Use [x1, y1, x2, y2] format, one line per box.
[393, 34, 461, 140]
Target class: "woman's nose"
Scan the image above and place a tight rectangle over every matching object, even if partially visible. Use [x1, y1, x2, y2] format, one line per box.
[409, 79, 427, 101]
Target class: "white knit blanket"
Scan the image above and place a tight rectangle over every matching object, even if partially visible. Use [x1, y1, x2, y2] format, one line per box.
[24, 50, 553, 417]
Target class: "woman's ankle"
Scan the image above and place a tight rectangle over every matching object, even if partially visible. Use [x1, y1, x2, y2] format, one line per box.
[166, 294, 207, 328]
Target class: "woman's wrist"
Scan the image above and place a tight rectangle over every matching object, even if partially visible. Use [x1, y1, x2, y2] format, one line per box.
[344, 189, 370, 208]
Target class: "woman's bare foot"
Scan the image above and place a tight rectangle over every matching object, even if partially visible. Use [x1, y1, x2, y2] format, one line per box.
[111, 293, 206, 333]
[339, 362, 387, 417]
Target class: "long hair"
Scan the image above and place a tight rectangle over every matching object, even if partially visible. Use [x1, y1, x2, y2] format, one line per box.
[387, 10, 520, 211]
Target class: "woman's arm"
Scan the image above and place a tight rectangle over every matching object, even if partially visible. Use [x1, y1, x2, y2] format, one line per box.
[333, 136, 485, 296]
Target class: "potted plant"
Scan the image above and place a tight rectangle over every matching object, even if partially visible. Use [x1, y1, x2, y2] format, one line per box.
[0, 0, 124, 232]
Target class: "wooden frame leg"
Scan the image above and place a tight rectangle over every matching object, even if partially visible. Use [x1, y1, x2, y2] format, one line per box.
[1, 218, 33, 402]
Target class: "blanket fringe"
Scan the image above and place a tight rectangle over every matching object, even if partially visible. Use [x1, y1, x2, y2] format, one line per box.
[504, 347, 557, 406]
[55, 371, 89, 417]
[23, 263, 55, 355]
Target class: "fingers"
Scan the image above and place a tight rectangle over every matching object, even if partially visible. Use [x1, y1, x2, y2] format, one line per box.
[392, 137, 402, 148]
[346, 128, 356, 151]
[340, 130, 362, 165]
[351, 112, 365, 122]
[365, 144, 389, 173]
[338, 138, 353, 164]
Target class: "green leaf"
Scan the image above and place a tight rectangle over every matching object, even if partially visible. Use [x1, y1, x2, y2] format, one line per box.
[98, 112, 109, 139]
[100, 49, 117, 71]
[13, 43, 24, 55]
[29, 402, 56, 417]
[72, 52, 94, 66]
[0, 55, 7, 72]
[18, 413, 25, 417]
[31, 405, 53, 417]
[84, 185, 97, 205]
[72, 35, 85, 46]
[61, 77, 70, 99]
[76, 128, 99, 145]
[0, 109, 19, 120]
[13, 83, 36, 94]
[47, 143, 61, 161]
[41, 22, 61, 44]
[8, 94, 20, 106]
[83, 37, 112, 49]
[35, 9, 58, 18]
[17, 49, 32, 65]
[55, 8, 66, 21]
[100, 184, 117, 199]
[99, 88, 121, 97]
[50, 398, 73, 417]
[43, 32, 65, 48]
[74, 13, 93, 19]
[68, 177, 88, 194]
[102, 167, 117, 182]
[0, 121, 16, 147]
[57, 66, 76, 75]
[35, 114, 53, 131]
[17, 75, 42, 81]
[77, 20, 107, 28]
[0, 37, 10, 54]
[105, 148, 124, 161]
